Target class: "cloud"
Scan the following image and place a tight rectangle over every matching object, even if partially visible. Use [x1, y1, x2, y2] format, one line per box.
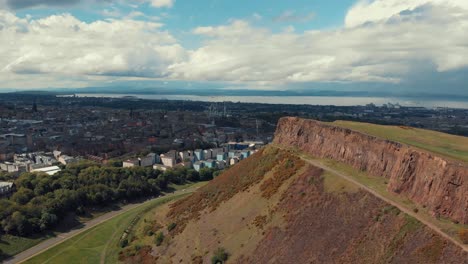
[0, 0, 87, 9]
[345, 0, 468, 27]
[2, 0, 468, 93]
[273, 10, 316, 23]
[0, 0, 174, 10]
[151, 0, 174, 8]
[0, 10, 186, 88]
[170, 1, 468, 86]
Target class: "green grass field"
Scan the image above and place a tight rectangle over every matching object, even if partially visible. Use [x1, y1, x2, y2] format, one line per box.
[0, 234, 53, 260]
[330, 120, 468, 163]
[23, 194, 188, 264]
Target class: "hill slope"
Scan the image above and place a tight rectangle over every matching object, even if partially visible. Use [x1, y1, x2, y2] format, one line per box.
[122, 144, 467, 263]
[275, 117, 467, 224]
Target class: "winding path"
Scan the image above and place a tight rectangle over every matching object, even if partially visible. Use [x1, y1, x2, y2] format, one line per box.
[291, 149, 468, 252]
[5, 186, 200, 264]
[272, 144, 468, 252]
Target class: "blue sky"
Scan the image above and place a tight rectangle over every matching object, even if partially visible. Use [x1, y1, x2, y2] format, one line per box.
[1, 0, 468, 96]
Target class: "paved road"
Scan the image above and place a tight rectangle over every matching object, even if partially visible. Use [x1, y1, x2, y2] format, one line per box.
[272, 145, 468, 252]
[5, 186, 200, 264]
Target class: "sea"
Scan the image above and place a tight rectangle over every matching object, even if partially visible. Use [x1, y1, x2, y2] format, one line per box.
[70, 94, 468, 109]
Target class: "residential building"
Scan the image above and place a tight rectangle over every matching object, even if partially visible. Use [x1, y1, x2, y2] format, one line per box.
[194, 149, 204, 161]
[0, 182, 13, 196]
[160, 154, 176, 168]
[193, 161, 204, 172]
[123, 159, 139, 168]
[203, 159, 216, 168]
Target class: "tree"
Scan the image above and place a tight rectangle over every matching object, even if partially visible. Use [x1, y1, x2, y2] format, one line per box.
[10, 211, 30, 236]
[199, 168, 215, 181]
[186, 169, 199, 181]
[39, 211, 58, 231]
[11, 188, 34, 205]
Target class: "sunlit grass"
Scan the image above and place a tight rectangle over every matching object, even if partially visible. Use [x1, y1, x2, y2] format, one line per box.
[330, 120, 468, 163]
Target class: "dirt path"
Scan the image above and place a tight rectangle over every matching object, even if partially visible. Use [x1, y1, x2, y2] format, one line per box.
[271, 144, 467, 252]
[6, 186, 201, 264]
[299, 155, 468, 252]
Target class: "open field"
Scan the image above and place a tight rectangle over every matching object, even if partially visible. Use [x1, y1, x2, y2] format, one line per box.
[1, 206, 118, 260]
[330, 120, 468, 163]
[20, 182, 206, 264]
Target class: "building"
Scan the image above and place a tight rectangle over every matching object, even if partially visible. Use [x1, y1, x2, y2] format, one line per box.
[230, 157, 240, 166]
[0, 182, 13, 196]
[241, 150, 251, 159]
[123, 159, 139, 168]
[193, 161, 204, 172]
[194, 149, 204, 161]
[58, 155, 78, 165]
[179, 150, 194, 162]
[216, 160, 226, 169]
[203, 149, 213, 160]
[139, 156, 154, 167]
[31, 166, 61, 175]
[160, 154, 176, 168]
[216, 152, 227, 161]
[203, 159, 216, 169]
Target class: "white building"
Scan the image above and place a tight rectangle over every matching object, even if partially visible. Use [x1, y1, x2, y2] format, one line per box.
[32, 166, 61, 175]
[123, 159, 139, 168]
[0, 182, 13, 196]
[160, 154, 176, 168]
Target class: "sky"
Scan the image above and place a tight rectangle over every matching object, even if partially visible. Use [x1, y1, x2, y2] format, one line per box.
[0, 0, 468, 96]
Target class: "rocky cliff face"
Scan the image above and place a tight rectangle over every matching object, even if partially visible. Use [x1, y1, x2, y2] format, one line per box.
[273, 117, 468, 224]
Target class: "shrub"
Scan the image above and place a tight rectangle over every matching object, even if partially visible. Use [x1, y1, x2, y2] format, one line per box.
[119, 239, 128, 248]
[459, 229, 468, 244]
[167, 222, 177, 232]
[211, 247, 229, 264]
[155, 232, 165, 246]
[413, 208, 419, 213]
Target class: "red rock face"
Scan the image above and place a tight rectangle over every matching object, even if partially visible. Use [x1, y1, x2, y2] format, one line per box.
[273, 117, 468, 224]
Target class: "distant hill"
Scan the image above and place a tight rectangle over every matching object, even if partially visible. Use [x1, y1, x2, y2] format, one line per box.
[120, 118, 467, 263]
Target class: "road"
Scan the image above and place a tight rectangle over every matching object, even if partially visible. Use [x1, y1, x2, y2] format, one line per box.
[5, 186, 201, 264]
[299, 154, 468, 252]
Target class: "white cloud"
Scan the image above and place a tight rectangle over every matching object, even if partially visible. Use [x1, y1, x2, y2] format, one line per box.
[169, 1, 468, 85]
[345, 0, 468, 27]
[0, 10, 186, 88]
[151, 0, 174, 8]
[2, 0, 468, 90]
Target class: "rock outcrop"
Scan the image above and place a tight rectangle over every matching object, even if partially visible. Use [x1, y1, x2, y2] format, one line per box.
[273, 117, 468, 224]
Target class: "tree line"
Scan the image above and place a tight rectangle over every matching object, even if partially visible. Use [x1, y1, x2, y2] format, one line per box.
[0, 161, 217, 236]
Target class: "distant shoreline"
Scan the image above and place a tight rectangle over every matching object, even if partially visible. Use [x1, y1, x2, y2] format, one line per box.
[63, 93, 468, 109]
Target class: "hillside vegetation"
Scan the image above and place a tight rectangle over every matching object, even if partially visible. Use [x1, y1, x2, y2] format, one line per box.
[121, 146, 467, 263]
[331, 120, 468, 163]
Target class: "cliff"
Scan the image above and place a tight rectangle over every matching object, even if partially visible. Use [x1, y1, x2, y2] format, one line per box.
[273, 117, 468, 224]
[123, 147, 467, 263]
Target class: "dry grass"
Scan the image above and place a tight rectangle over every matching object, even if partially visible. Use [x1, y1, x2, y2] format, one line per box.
[166, 147, 295, 234]
[260, 156, 305, 198]
[330, 120, 468, 163]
